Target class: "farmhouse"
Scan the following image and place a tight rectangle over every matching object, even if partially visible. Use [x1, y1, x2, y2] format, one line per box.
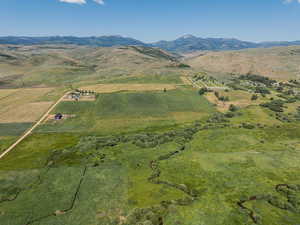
[54, 113, 63, 120]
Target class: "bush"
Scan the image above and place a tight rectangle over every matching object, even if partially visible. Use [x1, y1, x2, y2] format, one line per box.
[225, 112, 235, 118]
[242, 123, 255, 129]
[198, 88, 208, 95]
[178, 63, 190, 68]
[229, 104, 238, 112]
[251, 94, 258, 101]
[214, 91, 219, 98]
[260, 99, 285, 112]
[239, 74, 276, 86]
[255, 86, 270, 94]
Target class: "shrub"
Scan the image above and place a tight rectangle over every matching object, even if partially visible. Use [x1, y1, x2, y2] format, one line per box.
[214, 91, 219, 98]
[255, 87, 270, 94]
[239, 74, 276, 86]
[225, 112, 235, 118]
[177, 63, 191, 68]
[260, 99, 285, 112]
[198, 88, 208, 95]
[242, 123, 255, 129]
[251, 94, 258, 101]
[229, 104, 238, 112]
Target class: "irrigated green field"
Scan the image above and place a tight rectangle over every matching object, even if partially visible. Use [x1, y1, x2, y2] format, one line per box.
[37, 88, 215, 135]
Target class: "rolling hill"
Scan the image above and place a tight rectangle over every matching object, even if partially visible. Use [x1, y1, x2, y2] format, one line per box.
[1, 35, 300, 54]
[0, 45, 183, 88]
[185, 46, 300, 80]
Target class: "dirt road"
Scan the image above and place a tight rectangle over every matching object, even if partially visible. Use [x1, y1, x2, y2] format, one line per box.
[0, 92, 69, 160]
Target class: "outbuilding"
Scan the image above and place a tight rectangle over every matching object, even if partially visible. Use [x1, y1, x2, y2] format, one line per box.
[54, 113, 63, 120]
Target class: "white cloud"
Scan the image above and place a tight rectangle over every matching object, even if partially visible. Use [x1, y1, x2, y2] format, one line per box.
[94, 0, 104, 4]
[59, 0, 86, 4]
[284, 0, 300, 3]
[59, 0, 105, 4]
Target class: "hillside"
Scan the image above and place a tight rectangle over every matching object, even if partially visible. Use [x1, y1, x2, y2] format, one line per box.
[152, 35, 259, 53]
[0, 36, 145, 47]
[1, 36, 300, 54]
[0, 45, 182, 88]
[152, 35, 300, 53]
[185, 46, 300, 80]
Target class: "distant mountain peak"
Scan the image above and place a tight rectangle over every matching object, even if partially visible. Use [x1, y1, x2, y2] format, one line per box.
[179, 34, 196, 39]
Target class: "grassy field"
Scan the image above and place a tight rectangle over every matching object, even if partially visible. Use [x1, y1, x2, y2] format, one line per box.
[37, 88, 215, 135]
[0, 136, 18, 154]
[205, 90, 268, 112]
[99, 73, 183, 84]
[0, 88, 55, 123]
[1, 122, 299, 225]
[80, 83, 177, 94]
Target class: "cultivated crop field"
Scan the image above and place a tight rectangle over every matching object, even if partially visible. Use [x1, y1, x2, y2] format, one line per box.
[0, 88, 55, 123]
[80, 83, 178, 94]
[37, 87, 215, 135]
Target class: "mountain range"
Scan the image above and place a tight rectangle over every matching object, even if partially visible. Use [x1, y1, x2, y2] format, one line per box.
[1, 35, 300, 54]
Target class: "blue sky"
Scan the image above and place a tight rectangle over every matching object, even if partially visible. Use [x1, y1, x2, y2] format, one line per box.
[0, 0, 300, 42]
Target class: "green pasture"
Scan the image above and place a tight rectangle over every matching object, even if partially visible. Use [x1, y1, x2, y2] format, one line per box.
[101, 73, 183, 84]
[37, 88, 215, 135]
[1, 119, 300, 225]
[0, 123, 33, 136]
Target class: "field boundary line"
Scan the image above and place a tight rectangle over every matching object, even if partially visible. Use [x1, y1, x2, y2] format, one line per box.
[0, 91, 69, 160]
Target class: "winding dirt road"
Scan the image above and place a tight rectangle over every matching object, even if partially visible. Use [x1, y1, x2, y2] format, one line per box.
[0, 92, 69, 160]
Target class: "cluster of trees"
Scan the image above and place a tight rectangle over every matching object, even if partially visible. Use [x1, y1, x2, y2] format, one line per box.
[251, 94, 259, 101]
[289, 79, 300, 85]
[207, 112, 229, 123]
[260, 99, 285, 112]
[239, 74, 276, 87]
[198, 87, 209, 95]
[275, 112, 293, 123]
[133, 123, 201, 148]
[241, 123, 255, 129]
[214, 91, 229, 101]
[74, 89, 96, 95]
[177, 63, 191, 68]
[255, 86, 270, 95]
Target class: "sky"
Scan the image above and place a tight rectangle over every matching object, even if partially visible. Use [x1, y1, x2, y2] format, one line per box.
[0, 0, 300, 42]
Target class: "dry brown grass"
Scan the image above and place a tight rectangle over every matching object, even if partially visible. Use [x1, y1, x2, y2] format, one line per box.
[80, 83, 177, 93]
[0, 88, 54, 123]
[0, 89, 18, 100]
[186, 46, 300, 81]
[180, 76, 193, 85]
[205, 90, 264, 112]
